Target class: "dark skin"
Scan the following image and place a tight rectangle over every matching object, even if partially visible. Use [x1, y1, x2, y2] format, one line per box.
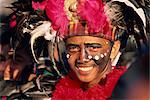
[66, 36, 113, 89]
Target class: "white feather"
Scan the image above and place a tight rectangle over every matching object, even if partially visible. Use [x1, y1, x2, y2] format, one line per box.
[112, 0, 146, 27]
[30, 21, 52, 63]
[44, 27, 57, 42]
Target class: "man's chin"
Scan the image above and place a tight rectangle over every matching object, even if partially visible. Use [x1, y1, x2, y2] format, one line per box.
[77, 75, 94, 83]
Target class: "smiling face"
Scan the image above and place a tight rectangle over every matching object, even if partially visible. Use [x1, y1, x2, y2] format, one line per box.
[66, 36, 112, 85]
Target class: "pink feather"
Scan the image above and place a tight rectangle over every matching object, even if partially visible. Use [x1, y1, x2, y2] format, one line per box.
[10, 15, 17, 28]
[78, 0, 111, 36]
[45, 0, 69, 38]
[45, 0, 111, 38]
[32, 0, 48, 10]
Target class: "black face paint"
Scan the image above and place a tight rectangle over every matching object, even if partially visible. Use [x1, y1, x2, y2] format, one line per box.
[91, 45, 112, 69]
[92, 54, 109, 67]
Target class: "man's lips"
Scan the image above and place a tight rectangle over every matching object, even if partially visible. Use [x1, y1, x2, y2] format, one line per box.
[76, 65, 94, 72]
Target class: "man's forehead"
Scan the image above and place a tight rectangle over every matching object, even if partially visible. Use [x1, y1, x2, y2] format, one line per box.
[66, 36, 110, 44]
[67, 42, 102, 45]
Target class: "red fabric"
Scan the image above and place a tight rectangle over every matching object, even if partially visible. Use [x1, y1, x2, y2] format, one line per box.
[52, 66, 126, 100]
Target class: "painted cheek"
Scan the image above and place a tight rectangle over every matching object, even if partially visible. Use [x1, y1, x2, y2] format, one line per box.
[67, 53, 78, 66]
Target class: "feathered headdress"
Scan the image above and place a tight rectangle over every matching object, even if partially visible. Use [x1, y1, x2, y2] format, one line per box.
[45, 0, 112, 40]
[8, 0, 149, 66]
[104, 0, 148, 51]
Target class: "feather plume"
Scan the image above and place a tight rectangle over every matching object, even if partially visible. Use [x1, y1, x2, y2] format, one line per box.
[32, 0, 48, 10]
[112, 0, 146, 27]
[45, 0, 69, 38]
[30, 21, 53, 63]
[78, 0, 111, 35]
[45, 0, 112, 38]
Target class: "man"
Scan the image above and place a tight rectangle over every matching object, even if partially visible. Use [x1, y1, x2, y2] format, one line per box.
[51, 35, 126, 99]
[43, 0, 126, 99]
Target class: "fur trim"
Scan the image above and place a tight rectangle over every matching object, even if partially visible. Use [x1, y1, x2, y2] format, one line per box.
[52, 66, 126, 99]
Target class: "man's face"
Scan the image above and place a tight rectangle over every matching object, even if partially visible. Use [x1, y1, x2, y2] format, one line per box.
[66, 36, 112, 83]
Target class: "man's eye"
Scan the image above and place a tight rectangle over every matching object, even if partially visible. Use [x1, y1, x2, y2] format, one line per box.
[87, 45, 101, 51]
[67, 46, 80, 52]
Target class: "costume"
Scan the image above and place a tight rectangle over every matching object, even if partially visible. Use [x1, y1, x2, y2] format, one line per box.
[0, 0, 149, 99]
[52, 66, 126, 100]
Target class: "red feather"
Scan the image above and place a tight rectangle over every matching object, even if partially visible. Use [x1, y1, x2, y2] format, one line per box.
[45, 0, 69, 38]
[52, 66, 127, 99]
[78, 0, 111, 35]
[45, 0, 111, 38]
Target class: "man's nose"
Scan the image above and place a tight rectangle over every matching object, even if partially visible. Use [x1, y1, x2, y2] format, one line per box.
[78, 48, 88, 63]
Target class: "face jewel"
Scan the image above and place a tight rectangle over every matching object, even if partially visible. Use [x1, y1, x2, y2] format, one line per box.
[88, 55, 92, 59]
[104, 53, 107, 56]
[94, 55, 100, 60]
[100, 54, 104, 58]
[106, 41, 109, 44]
[66, 54, 70, 58]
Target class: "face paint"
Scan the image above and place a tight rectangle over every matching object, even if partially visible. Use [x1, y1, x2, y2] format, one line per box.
[88, 55, 92, 59]
[66, 54, 70, 58]
[92, 52, 111, 67]
[66, 36, 112, 84]
[94, 55, 100, 60]
[84, 51, 110, 69]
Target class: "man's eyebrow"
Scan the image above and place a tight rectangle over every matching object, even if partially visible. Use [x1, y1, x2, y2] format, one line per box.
[66, 43, 79, 47]
[84, 43, 101, 46]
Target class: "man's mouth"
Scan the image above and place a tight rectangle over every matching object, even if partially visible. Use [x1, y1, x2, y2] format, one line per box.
[76, 65, 94, 72]
[78, 66, 93, 71]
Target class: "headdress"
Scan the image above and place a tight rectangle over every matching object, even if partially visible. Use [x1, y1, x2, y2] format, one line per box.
[7, 0, 149, 68]
[45, 0, 113, 40]
[104, 0, 149, 51]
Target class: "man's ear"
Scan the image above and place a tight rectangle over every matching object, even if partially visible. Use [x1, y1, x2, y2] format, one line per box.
[54, 43, 59, 62]
[110, 40, 121, 61]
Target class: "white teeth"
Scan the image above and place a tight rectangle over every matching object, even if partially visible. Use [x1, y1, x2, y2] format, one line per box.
[78, 67, 93, 71]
